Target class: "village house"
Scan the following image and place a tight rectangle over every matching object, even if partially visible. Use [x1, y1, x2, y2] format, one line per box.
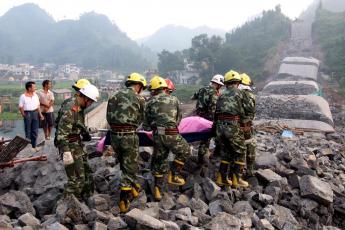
[52, 89, 72, 101]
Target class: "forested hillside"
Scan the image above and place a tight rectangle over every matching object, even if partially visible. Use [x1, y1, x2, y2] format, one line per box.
[158, 6, 291, 84]
[0, 4, 155, 71]
[313, 9, 345, 87]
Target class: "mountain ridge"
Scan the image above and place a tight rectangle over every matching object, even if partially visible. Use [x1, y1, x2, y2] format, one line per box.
[0, 3, 155, 71]
[137, 24, 226, 53]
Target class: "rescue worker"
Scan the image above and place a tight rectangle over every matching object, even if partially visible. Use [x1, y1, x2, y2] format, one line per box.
[72, 79, 91, 91]
[55, 84, 99, 200]
[192, 75, 224, 165]
[106, 73, 146, 213]
[144, 76, 190, 201]
[239, 73, 256, 176]
[165, 78, 175, 95]
[214, 70, 249, 188]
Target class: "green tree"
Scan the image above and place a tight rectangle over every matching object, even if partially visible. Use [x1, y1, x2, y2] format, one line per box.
[156, 7, 290, 85]
[188, 34, 223, 84]
[157, 50, 184, 75]
[314, 9, 345, 87]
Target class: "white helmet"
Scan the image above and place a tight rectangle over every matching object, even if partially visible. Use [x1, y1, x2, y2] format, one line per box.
[211, 74, 224, 86]
[79, 84, 99, 102]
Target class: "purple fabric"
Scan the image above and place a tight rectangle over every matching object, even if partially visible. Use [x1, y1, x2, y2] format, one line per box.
[98, 116, 214, 149]
[97, 136, 106, 152]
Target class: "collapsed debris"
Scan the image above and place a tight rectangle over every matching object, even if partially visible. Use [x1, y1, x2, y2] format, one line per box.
[0, 118, 344, 229]
[256, 95, 334, 126]
[261, 80, 319, 95]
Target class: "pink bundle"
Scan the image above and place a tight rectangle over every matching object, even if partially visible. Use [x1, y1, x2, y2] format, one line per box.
[96, 136, 106, 152]
[178, 116, 212, 133]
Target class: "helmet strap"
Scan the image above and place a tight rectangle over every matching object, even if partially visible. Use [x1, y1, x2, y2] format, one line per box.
[138, 85, 144, 94]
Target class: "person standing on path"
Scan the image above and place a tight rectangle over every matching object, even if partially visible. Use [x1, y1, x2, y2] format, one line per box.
[18, 81, 44, 152]
[38, 80, 55, 140]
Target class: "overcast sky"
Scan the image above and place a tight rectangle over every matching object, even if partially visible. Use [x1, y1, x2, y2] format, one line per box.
[0, 0, 314, 39]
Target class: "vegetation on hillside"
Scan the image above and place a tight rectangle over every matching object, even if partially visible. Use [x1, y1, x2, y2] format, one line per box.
[174, 84, 201, 103]
[0, 4, 155, 71]
[314, 9, 345, 86]
[0, 112, 21, 120]
[158, 6, 291, 84]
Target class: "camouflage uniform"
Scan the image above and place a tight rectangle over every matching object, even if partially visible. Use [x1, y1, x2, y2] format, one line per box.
[214, 86, 246, 166]
[106, 87, 145, 188]
[241, 89, 256, 174]
[192, 86, 219, 158]
[144, 91, 190, 175]
[55, 97, 94, 199]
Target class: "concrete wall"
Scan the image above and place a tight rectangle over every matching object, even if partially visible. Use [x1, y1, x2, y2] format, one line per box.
[85, 102, 108, 129]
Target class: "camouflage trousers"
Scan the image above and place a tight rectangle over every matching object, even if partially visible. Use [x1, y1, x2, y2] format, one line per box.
[110, 132, 139, 187]
[198, 139, 210, 157]
[151, 133, 190, 175]
[215, 122, 246, 165]
[244, 128, 256, 169]
[61, 144, 94, 199]
[197, 114, 215, 157]
[198, 138, 221, 157]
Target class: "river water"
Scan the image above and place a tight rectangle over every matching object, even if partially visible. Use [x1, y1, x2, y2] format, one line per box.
[0, 120, 55, 140]
[0, 120, 24, 139]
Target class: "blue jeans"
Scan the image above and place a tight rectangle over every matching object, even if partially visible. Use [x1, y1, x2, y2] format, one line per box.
[24, 111, 39, 148]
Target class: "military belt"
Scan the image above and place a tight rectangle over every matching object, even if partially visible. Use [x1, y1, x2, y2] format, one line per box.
[217, 114, 240, 121]
[67, 134, 81, 143]
[154, 127, 179, 135]
[110, 124, 136, 133]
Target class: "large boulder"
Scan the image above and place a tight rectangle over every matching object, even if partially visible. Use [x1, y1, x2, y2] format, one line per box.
[107, 217, 127, 230]
[255, 152, 278, 169]
[13, 143, 67, 196]
[300, 175, 334, 205]
[256, 169, 283, 183]
[204, 212, 241, 230]
[188, 198, 208, 214]
[55, 195, 91, 225]
[125, 208, 164, 229]
[258, 205, 299, 229]
[87, 194, 111, 212]
[0, 190, 35, 218]
[45, 222, 69, 230]
[232, 201, 254, 215]
[201, 178, 221, 201]
[33, 188, 62, 217]
[0, 215, 12, 230]
[18, 212, 40, 226]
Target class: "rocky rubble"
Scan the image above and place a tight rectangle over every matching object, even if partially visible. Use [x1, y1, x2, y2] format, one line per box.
[256, 96, 333, 125]
[1, 98, 345, 229]
[0, 126, 344, 229]
[261, 83, 318, 95]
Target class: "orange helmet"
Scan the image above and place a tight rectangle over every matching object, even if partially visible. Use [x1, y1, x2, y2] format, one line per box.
[165, 78, 175, 92]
